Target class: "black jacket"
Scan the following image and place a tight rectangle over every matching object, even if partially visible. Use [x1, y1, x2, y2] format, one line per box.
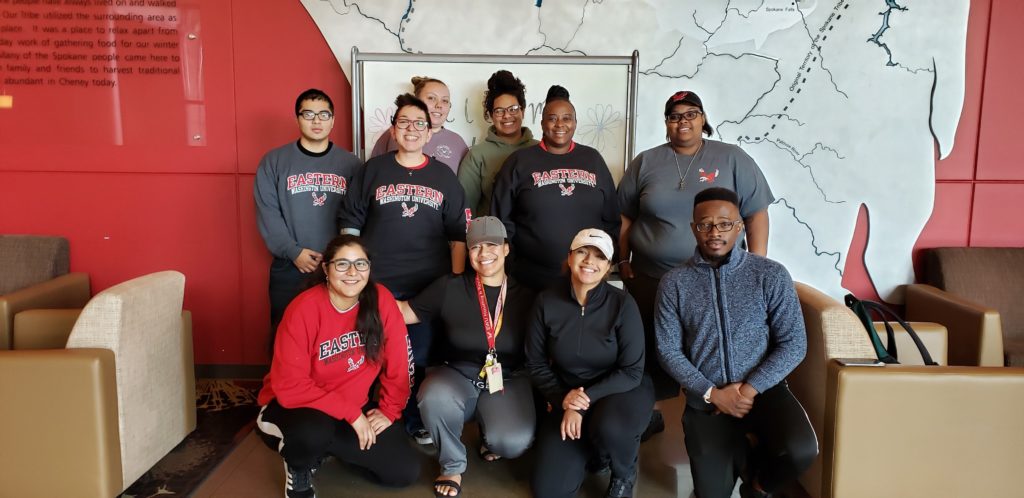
[525, 278, 645, 409]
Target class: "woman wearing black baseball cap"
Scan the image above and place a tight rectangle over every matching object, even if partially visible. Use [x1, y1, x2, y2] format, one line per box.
[616, 90, 775, 429]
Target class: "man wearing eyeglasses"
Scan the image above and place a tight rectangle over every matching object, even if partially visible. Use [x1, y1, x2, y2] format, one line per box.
[654, 187, 817, 498]
[255, 88, 362, 352]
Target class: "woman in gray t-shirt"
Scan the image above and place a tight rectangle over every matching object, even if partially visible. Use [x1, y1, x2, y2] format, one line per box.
[616, 90, 774, 404]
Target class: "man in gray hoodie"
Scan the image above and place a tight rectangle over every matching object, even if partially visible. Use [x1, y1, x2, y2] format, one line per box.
[654, 187, 817, 498]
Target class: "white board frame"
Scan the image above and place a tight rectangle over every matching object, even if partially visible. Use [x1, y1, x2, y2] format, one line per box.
[351, 48, 639, 181]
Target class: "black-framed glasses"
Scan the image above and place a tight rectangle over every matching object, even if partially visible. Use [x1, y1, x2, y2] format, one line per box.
[393, 118, 429, 131]
[491, 105, 522, 118]
[299, 110, 334, 121]
[327, 258, 371, 272]
[666, 110, 703, 123]
[694, 220, 742, 233]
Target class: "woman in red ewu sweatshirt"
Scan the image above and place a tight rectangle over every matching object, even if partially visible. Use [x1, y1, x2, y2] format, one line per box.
[256, 234, 420, 498]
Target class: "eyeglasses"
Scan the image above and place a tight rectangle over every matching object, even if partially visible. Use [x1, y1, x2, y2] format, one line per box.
[491, 105, 522, 118]
[299, 110, 334, 121]
[327, 258, 371, 272]
[694, 220, 742, 233]
[393, 118, 429, 131]
[666, 110, 703, 123]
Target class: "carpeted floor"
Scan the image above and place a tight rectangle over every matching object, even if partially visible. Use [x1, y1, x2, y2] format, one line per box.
[118, 379, 262, 498]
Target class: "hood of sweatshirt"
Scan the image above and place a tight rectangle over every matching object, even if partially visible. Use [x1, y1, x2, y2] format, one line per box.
[485, 125, 535, 148]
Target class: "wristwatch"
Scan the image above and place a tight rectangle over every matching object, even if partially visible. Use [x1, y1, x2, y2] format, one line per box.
[703, 386, 714, 404]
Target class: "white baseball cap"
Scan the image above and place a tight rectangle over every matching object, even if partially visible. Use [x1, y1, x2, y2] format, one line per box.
[569, 228, 614, 260]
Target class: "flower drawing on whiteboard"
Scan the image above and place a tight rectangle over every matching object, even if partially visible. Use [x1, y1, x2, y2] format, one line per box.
[369, 105, 397, 145]
[577, 104, 622, 152]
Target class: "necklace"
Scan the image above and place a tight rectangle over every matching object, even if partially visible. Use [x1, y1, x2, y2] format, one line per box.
[673, 140, 704, 190]
[329, 294, 358, 314]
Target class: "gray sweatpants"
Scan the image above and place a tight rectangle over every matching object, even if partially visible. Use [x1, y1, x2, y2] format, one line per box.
[417, 365, 536, 475]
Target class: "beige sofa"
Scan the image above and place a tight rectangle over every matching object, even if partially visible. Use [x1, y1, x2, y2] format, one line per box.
[0, 271, 197, 497]
[789, 282, 1024, 498]
[0, 235, 90, 350]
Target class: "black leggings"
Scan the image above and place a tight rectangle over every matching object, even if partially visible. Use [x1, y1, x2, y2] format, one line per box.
[623, 273, 680, 400]
[531, 376, 654, 498]
[682, 382, 818, 498]
[256, 399, 421, 487]
[268, 258, 310, 353]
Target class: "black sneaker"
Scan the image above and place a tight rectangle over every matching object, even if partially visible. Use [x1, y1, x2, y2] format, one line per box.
[607, 476, 634, 498]
[284, 462, 315, 498]
[413, 428, 434, 445]
[585, 454, 611, 475]
[640, 409, 665, 442]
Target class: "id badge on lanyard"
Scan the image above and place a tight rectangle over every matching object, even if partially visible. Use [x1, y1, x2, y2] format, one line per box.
[475, 275, 506, 393]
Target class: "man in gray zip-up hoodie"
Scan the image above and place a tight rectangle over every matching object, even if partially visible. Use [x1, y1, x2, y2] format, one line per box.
[655, 187, 817, 498]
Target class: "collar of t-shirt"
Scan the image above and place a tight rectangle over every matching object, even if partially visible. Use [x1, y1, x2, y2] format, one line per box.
[296, 140, 333, 157]
[538, 140, 576, 153]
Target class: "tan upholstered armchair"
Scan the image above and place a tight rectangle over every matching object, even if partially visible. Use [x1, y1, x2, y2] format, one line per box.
[905, 247, 1024, 367]
[0, 235, 90, 350]
[0, 271, 197, 498]
[789, 282, 1024, 498]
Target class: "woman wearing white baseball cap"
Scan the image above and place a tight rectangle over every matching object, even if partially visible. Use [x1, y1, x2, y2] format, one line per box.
[525, 228, 653, 498]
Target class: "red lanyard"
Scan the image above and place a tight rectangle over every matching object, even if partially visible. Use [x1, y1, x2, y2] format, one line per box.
[474, 274, 507, 352]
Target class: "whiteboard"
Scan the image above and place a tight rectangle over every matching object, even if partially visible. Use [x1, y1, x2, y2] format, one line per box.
[352, 50, 638, 183]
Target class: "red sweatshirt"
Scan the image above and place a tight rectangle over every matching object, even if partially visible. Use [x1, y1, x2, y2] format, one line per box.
[257, 284, 413, 423]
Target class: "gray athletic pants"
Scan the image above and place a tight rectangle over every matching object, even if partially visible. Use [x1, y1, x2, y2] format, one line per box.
[417, 365, 536, 475]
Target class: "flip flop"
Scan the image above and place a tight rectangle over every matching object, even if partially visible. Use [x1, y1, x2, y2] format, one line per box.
[478, 444, 502, 462]
[433, 478, 462, 497]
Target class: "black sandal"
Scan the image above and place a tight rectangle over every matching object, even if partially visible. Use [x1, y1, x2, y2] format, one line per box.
[433, 478, 462, 497]
[478, 444, 502, 462]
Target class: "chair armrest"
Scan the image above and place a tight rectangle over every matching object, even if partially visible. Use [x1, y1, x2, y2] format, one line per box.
[12, 308, 83, 350]
[871, 321, 947, 365]
[181, 310, 197, 432]
[904, 284, 1003, 366]
[823, 361, 1024, 498]
[0, 348, 122, 498]
[0, 273, 90, 349]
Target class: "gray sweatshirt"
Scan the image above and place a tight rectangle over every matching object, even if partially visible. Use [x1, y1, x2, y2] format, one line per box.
[254, 141, 362, 261]
[654, 247, 806, 409]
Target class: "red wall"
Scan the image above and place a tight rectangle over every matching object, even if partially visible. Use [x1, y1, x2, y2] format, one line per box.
[1, 0, 1019, 365]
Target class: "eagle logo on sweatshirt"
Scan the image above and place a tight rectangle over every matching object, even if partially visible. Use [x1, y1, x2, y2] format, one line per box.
[346, 355, 365, 372]
[312, 192, 327, 206]
[559, 184, 576, 196]
[401, 202, 419, 218]
[698, 168, 719, 183]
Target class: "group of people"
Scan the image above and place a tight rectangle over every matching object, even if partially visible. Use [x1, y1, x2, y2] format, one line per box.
[253, 72, 818, 498]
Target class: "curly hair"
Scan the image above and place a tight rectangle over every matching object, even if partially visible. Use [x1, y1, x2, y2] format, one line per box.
[483, 70, 526, 114]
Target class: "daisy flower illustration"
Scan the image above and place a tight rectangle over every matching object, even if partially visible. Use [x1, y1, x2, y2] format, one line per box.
[577, 104, 622, 152]
[368, 105, 397, 145]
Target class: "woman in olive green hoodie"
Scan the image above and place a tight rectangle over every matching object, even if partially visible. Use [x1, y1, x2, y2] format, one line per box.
[458, 70, 539, 216]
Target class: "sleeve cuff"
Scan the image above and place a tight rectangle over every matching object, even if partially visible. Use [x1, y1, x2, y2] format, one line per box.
[745, 374, 772, 395]
[284, 246, 303, 261]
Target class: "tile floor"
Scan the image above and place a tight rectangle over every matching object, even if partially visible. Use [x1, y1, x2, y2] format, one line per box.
[193, 395, 807, 498]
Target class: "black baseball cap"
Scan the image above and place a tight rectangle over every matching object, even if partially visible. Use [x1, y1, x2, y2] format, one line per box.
[664, 90, 713, 135]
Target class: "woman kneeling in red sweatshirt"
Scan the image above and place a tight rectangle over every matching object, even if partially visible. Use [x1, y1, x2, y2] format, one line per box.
[256, 234, 421, 498]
